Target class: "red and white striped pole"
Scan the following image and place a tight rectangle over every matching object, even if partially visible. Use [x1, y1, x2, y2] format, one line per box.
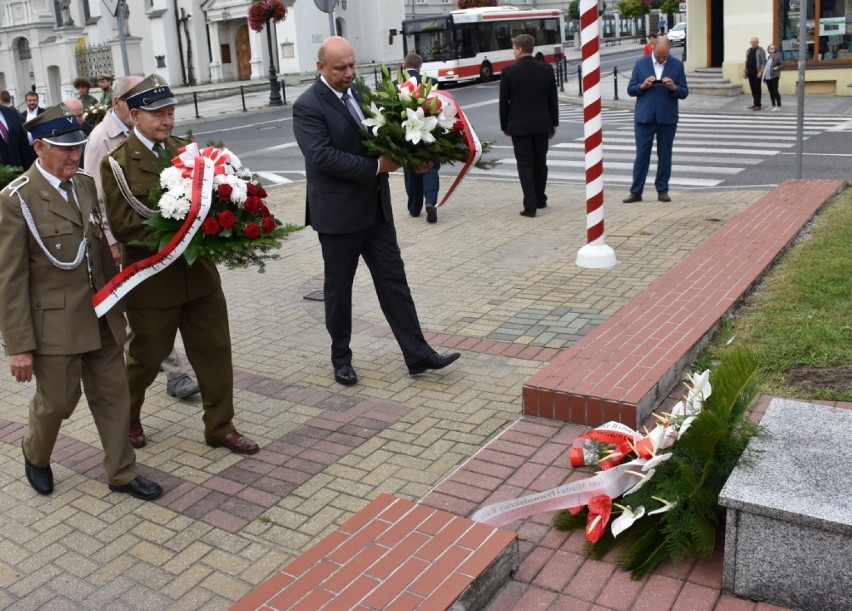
[575, 0, 617, 269]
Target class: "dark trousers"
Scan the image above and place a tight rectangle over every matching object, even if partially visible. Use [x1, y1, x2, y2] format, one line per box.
[126, 290, 236, 441]
[512, 133, 549, 212]
[765, 78, 781, 106]
[318, 217, 433, 369]
[748, 75, 762, 107]
[630, 121, 678, 195]
[403, 164, 441, 216]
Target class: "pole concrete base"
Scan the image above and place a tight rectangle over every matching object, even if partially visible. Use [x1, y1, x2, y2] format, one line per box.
[576, 243, 617, 268]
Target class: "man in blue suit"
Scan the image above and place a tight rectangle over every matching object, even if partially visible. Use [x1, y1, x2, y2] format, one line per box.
[623, 36, 688, 203]
[1, 102, 34, 169]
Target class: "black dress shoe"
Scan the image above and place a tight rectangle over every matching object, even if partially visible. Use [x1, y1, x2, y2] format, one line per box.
[22, 441, 53, 495]
[657, 191, 671, 202]
[109, 475, 163, 501]
[408, 352, 461, 375]
[536, 203, 547, 209]
[334, 364, 358, 385]
[622, 193, 642, 203]
[519, 210, 536, 217]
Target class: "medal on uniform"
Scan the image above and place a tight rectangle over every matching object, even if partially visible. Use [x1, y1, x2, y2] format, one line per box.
[89, 210, 103, 239]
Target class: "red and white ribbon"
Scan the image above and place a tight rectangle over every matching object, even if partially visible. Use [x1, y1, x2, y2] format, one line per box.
[432, 88, 481, 207]
[472, 458, 647, 528]
[92, 150, 215, 317]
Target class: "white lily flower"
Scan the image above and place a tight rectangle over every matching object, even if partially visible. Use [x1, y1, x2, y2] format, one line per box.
[402, 107, 438, 144]
[685, 369, 712, 411]
[648, 496, 677, 515]
[623, 468, 655, 496]
[668, 400, 687, 418]
[361, 102, 386, 135]
[611, 504, 645, 537]
[678, 415, 697, 437]
[435, 100, 458, 131]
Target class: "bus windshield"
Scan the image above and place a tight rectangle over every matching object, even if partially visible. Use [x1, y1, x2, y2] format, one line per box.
[402, 16, 458, 63]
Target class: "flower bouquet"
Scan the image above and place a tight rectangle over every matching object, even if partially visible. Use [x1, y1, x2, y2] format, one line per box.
[357, 67, 492, 171]
[135, 142, 299, 271]
[83, 103, 109, 126]
[471, 346, 761, 580]
[247, 0, 287, 32]
[457, 0, 497, 8]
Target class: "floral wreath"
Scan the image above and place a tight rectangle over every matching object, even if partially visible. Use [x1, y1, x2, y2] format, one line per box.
[248, 0, 287, 33]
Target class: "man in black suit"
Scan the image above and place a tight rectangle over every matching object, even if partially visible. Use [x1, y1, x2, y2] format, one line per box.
[499, 34, 559, 218]
[292, 36, 460, 386]
[20, 91, 45, 124]
[1, 101, 34, 169]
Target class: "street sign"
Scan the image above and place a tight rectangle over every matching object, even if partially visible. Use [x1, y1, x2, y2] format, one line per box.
[101, 0, 119, 17]
[679, 2, 687, 12]
[313, 0, 338, 13]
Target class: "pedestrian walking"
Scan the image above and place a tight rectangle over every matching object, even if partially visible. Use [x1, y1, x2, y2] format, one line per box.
[623, 35, 689, 204]
[400, 52, 442, 223]
[292, 36, 460, 386]
[100, 75, 259, 454]
[82, 75, 201, 408]
[743, 36, 766, 111]
[764, 43, 783, 111]
[0, 103, 162, 500]
[499, 33, 558, 218]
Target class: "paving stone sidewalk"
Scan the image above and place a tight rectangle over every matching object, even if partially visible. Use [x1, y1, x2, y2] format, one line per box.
[0, 177, 767, 609]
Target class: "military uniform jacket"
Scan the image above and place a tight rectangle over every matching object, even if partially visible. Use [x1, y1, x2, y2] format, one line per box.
[100, 132, 221, 309]
[0, 166, 125, 356]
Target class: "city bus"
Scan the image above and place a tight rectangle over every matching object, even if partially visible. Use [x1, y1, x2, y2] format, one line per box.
[401, 7, 565, 84]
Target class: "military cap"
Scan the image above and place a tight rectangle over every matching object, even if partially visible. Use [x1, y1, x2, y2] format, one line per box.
[123, 74, 176, 111]
[23, 103, 88, 146]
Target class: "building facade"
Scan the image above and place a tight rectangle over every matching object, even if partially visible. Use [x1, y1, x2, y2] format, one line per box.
[0, 0, 406, 109]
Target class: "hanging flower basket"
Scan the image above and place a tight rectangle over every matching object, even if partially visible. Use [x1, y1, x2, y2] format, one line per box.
[457, 0, 497, 7]
[247, 0, 287, 33]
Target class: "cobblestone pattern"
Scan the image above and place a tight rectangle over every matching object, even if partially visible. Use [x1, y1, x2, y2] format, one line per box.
[0, 178, 763, 608]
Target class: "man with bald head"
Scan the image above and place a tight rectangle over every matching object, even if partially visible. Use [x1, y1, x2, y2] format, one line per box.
[623, 35, 688, 204]
[293, 36, 460, 386]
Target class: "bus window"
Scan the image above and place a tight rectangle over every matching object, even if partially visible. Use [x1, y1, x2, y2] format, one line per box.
[454, 24, 478, 58]
[477, 23, 494, 53]
[495, 25, 512, 49]
[543, 18, 559, 44]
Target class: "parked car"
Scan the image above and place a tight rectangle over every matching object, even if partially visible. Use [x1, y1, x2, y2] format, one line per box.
[668, 22, 686, 46]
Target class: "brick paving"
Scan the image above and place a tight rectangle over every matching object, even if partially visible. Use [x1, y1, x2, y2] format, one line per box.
[0, 174, 840, 609]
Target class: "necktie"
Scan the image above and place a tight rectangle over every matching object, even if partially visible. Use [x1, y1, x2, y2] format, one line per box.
[340, 93, 362, 126]
[59, 180, 75, 206]
[154, 143, 167, 159]
[0, 119, 8, 143]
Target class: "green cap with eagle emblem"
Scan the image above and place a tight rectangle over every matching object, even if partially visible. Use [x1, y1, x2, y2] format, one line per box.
[123, 74, 176, 111]
[23, 102, 88, 146]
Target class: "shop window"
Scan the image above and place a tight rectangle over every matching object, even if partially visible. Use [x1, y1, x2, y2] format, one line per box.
[778, 0, 850, 61]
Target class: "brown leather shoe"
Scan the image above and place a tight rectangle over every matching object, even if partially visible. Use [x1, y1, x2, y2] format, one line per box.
[622, 192, 642, 203]
[129, 421, 146, 449]
[657, 191, 672, 202]
[207, 430, 259, 454]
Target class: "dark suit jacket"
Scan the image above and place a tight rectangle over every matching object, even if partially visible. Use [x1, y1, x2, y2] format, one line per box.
[100, 132, 221, 309]
[292, 80, 390, 235]
[499, 55, 559, 136]
[19, 106, 45, 124]
[627, 54, 689, 125]
[0, 168, 125, 356]
[0, 105, 34, 168]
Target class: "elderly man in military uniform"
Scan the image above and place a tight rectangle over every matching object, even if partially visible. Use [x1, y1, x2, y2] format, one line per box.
[0, 104, 162, 500]
[100, 75, 259, 454]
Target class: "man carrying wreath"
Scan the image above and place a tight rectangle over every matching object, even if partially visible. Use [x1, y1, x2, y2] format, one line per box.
[100, 75, 259, 455]
[293, 36, 460, 386]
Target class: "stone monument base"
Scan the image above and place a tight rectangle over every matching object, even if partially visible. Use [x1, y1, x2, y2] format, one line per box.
[719, 399, 852, 610]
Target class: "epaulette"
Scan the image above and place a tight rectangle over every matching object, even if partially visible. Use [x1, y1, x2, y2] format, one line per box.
[77, 168, 93, 178]
[1, 175, 29, 197]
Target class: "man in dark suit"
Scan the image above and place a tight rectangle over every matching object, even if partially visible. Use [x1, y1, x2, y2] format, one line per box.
[499, 34, 558, 218]
[0, 100, 34, 169]
[623, 35, 689, 203]
[20, 91, 45, 124]
[292, 36, 460, 386]
[100, 75, 258, 454]
[0, 104, 162, 500]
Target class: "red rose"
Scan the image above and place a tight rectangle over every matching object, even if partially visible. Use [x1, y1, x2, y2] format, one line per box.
[452, 120, 464, 132]
[246, 182, 259, 196]
[244, 196, 262, 213]
[259, 203, 271, 218]
[243, 222, 261, 240]
[261, 216, 277, 233]
[257, 186, 268, 198]
[202, 217, 221, 236]
[217, 184, 233, 199]
[217, 210, 236, 229]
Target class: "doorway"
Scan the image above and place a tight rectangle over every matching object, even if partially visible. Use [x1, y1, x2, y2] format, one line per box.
[709, 0, 724, 67]
[236, 25, 251, 80]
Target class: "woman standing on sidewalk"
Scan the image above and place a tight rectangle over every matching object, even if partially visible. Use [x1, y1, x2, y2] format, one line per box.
[764, 43, 783, 111]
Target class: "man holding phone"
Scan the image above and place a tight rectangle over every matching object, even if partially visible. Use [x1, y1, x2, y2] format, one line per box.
[623, 36, 688, 204]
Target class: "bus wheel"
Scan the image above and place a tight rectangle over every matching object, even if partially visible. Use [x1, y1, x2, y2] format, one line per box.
[479, 61, 493, 82]
[535, 52, 545, 62]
